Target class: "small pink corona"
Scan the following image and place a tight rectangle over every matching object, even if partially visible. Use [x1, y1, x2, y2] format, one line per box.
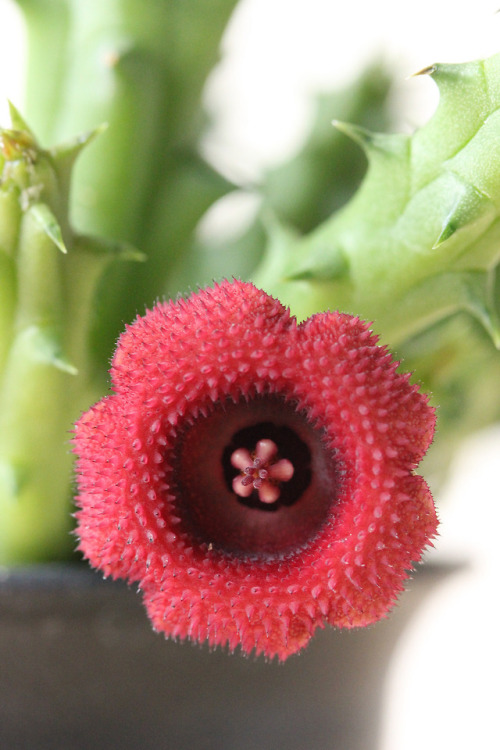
[231, 438, 294, 503]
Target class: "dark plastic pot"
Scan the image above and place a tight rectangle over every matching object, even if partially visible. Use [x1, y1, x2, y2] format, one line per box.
[0, 563, 452, 750]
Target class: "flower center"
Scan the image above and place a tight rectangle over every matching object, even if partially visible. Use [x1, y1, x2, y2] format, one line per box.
[230, 439, 294, 504]
[170, 395, 339, 558]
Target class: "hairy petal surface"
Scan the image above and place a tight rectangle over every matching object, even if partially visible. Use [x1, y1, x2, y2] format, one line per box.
[74, 279, 438, 659]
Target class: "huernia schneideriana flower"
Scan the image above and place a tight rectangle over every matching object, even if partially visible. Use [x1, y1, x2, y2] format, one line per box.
[73, 279, 438, 660]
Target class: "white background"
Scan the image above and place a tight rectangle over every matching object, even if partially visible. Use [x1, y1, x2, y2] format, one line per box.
[1, 1, 499, 747]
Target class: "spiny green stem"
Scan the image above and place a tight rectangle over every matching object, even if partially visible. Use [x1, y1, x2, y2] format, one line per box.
[253, 55, 500, 351]
[0, 106, 140, 562]
[16, 0, 239, 366]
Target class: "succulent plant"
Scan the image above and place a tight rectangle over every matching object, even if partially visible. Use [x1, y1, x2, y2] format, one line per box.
[16, 0, 239, 367]
[253, 58, 500, 350]
[1, 0, 500, 573]
[0, 105, 141, 562]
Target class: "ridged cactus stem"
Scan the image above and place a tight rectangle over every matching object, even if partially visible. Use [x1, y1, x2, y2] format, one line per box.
[0, 189, 19, 372]
[253, 56, 500, 352]
[0, 135, 74, 560]
[16, 0, 238, 365]
[0, 106, 138, 563]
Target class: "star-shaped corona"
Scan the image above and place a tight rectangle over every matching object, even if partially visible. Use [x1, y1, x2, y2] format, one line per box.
[73, 279, 438, 659]
[231, 438, 294, 503]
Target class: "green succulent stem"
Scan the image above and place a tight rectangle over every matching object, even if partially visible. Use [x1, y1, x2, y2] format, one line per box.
[15, 0, 238, 365]
[0, 106, 138, 563]
[253, 56, 500, 352]
[2, 1, 239, 563]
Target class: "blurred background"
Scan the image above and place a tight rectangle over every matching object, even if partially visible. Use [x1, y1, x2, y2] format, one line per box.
[1, 1, 499, 748]
[3, 0, 500, 180]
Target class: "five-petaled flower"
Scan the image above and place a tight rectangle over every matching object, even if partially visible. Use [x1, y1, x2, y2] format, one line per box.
[74, 279, 438, 660]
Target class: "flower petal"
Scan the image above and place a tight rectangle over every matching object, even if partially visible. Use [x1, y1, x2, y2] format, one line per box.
[74, 280, 438, 659]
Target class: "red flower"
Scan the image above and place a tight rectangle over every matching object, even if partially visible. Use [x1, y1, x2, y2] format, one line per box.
[74, 279, 438, 659]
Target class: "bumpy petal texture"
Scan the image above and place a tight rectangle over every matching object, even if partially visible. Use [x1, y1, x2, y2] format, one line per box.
[74, 279, 438, 660]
